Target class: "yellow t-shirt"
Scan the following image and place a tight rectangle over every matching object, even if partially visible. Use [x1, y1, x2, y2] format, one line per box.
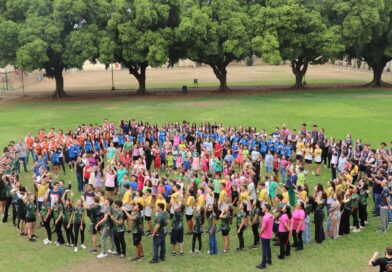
[258, 188, 268, 202]
[197, 195, 205, 207]
[219, 190, 227, 203]
[296, 142, 305, 151]
[282, 191, 289, 203]
[156, 198, 167, 211]
[133, 196, 145, 208]
[122, 190, 132, 205]
[186, 196, 195, 207]
[314, 148, 322, 157]
[240, 191, 250, 203]
[144, 195, 152, 208]
[336, 184, 343, 195]
[300, 190, 307, 201]
[326, 186, 334, 198]
[37, 184, 49, 198]
[350, 165, 359, 176]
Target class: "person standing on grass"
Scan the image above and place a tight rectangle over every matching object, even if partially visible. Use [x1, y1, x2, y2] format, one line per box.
[171, 204, 185, 256]
[39, 197, 52, 245]
[314, 185, 326, 243]
[219, 206, 231, 253]
[52, 196, 65, 246]
[277, 205, 291, 259]
[123, 203, 144, 261]
[256, 203, 273, 270]
[368, 246, 392, 272]
[96, 198, 116, 259]
[72, 199, 86, 252]
[150, 203, 168, 264]
[292, 201, 305, 250]
[378, 180, 392, 233]
[236, 202, 248, 252]
[207, 204, 218, 255]
[84, 196, 101, 253]
[250, 200, 261, 249]
[111, 200, 126, 258]
[24, 193, 37, 242]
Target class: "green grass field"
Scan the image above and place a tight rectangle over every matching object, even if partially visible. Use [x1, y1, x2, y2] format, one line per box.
[0, 88, 391, 272]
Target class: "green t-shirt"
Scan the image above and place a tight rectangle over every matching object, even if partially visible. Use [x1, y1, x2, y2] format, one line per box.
[113, 210, 125, 232]
[213, 179, 220, 193]
[251, 207, 260, 225]
[40, 202, 51, 220]
[0, 180, 7, 198]
[220, 213, 230, 231]
[207, 212, 216, 230]
[269, 182, 278, 198]
[103, 207, 113, 230]
[73, 207, 84, 224]
[52, 203, 63, 221]
[359, 189, 368, 205]
[172, 210, 184, 230]
[215, 160, 223, 172]
[63, 206, 72, 224]
[194, 212, 202, 233]
[26, 202, 37, 219]
[351, 193, 359, 209]
[154, 211, 167, 236]
[123, 142, 133, 151]
[90, 204, 101, 224]
[133, 212, 143, 234]
[236, 210, 247, 227]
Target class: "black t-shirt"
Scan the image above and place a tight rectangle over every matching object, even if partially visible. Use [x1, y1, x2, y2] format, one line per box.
[372, 257, 392, 272]
[76, 162, 85, 174]
[373, 176, 385, 194]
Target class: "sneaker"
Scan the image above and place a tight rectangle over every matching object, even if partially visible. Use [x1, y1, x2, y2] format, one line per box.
[360, 226, 366, 229]
[256, 264, 266, 269]
[131, 257, 140, 262]
[107, 250, 113, 254]
[44, 240, 52, 245]
[172, 251, 176, 256]
[120, 254, 125, 259]
[89, 249, 98, 254]
[74, 247, 78, 253]
[112, 251, 119, 256]
[353, 229, 361, 233]
[236, 247, 243, 252]
[97, 253, 107, 259]
[189, 250, 194, 254]
[179, 251, 184, 256]
[29, 238, 37, 242]
[149, 259, 159, 264]
[251, 245, 258, 249]
[43, 238, 48, 243]
[80, 244, 87, 249]
[350, 226, 354, 230]
[64, 243, 70, 247]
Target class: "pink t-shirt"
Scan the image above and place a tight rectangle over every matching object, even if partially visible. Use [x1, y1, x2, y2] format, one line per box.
[260, 213, 274, 239]
[278, 213, 291, 232]
[292, 208, 305, 231]
[173, 136, 180, 146]
[105, 173, 115, 188]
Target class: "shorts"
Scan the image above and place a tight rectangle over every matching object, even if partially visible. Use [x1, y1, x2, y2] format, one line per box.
[133, 233, 142, 246]
[214, 193, 219, 200]
[52, 162, 60, 166]
[315, 161, 322, 165]
[359, 164, 367, 172]
[106, 186, 115, 192]
[90, 223, 100, 234]
[265, 167, 272, 173]
[68, 156, 76, 162]
[170, 228, 184, 244]
[19, 212, 26, 221]
[186, 214, 193, 221]
[144, 216, 151, 222]
[26, 217, 36, 223]
[304, 159, 312, 164]
[0, 196, 6, 201]
[221, 229, 230, 236]
[295, 155, 303, 161]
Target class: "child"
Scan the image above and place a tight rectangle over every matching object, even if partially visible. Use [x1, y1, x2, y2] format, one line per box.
[191, 206, 203, 253]
[265, 151, 273, 174]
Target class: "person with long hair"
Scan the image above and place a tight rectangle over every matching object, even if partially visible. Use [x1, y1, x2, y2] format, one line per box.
[326, 193, 341, 239]
[62, 194, 74, 247]
[207, 204, 218, 255]
[314, 184, 326, 243]
[39, 196, 52, 245]
[278, 205, 291, 259]
[339, 189, 352, 236]
[52, 196, 65, 245]
[72, 199, 86, 252]
[292, 201, 305, 250]
[236, 202, 249, 252]
[250, 199, 261, 249]
[220, 206, 231, 253]
[24, 193, 37, 242]
[191, 206, 203, 254]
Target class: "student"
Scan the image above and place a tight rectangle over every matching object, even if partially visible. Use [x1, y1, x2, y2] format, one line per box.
[39, 197, 52, 245]
[171, 204, 185, 256]
[219, 206, 231, 253]
[191, 205, 203, 254]
[96, 198, 116, 259]
[150, 203, 168, 264]
[207, 204, 218, 255]
[277, 205, 291, 259]
[84, 196, 101, 253]
[111, 200, 126, 258]
[368, 246, 392, 272]
[62, 195, 74, 247]
[52, 196, 65, 245]
[250, 200, 261, 249]
[144, 189, 154, 236]
[72, 199, 86, 252]
[24, 194, 37, 242]
[256, 203, 273, 270]
[236, 202, 248, 252]
[123, 203, 144, 261]
[185, 189, 195, 235]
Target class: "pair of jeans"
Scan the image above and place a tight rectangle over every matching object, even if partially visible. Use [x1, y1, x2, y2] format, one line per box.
[101, 228, 115, 254]
[260, 238, 271, 268]
[55, 219, 65, 244]
[76, 173, 84, 192]
[339, 209, 351, 235]
[18, 157, 27, 172]
[2, 197, 12, 223]
[208, 226, 218, 254]
[373, 193, 381, 216]
[63, 222, 74, 245]
[380, 207, 389, 231]
[292, 229, 303, 249]
[352, 208, 359, 229]
[237, 225, 245, 249]
[278, 231, 290, 256]
[192, 232, 202, 251]
[43, 217, 52, 241]
[26, 149, 34, 164]
[302, 216, 310, 244]
[331, 164, 337, 179]
[152, 235, 166, 261]
[359, 203, 367, 226]
[314, 210, 325, 243]
[74, 223, 85, 247]
[113, 231, 126, 255]
[252, 223, 260, 246]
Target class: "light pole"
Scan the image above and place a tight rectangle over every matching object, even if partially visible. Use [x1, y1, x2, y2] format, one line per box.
[111, 64, 115, 91]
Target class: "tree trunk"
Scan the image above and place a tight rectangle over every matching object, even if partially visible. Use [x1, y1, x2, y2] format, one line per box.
[291, 59, 308, 89]
[211, 63, 229, 91]
[53, 71, 66, 98]
[369, 62, 386, 87]
[129, 63, 148, 95]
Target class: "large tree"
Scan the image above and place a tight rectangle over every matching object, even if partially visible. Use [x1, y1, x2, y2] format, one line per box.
[177, 0, 252, 91]
[252, 0, 344, 88]
[0, 0, 108, 98]
[325, 0, 392, 86]
[99, 0, 182, 95]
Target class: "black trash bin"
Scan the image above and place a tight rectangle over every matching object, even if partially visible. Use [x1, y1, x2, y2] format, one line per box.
[182, 85, 188, 94]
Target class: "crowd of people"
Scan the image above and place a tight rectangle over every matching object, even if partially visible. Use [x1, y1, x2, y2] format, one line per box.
[0, 119, 391, 269]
